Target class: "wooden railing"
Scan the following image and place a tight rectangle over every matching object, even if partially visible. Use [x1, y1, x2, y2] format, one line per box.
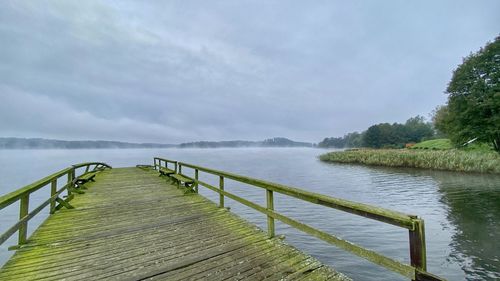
[155, 157, 444, 281]
[153, 157, 178, 173]
[0, 162, 111, 248]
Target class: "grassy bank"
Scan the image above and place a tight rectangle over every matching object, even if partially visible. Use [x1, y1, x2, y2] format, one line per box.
[319, 149, 500, 174]
[410, 138, 452, 150]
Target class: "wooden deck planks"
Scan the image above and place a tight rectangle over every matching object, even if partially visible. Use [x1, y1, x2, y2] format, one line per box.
[0, 167, 350, 281]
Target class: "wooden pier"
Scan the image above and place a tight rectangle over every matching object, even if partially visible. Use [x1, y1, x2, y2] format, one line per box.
[0, 158, 446, 280]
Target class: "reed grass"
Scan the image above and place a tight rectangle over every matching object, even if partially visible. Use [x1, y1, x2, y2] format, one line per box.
[319, 149, 500, 174]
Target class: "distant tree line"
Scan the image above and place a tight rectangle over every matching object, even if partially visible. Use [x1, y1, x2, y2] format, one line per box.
[0, 138, 175, 149]
[0, 137, 314, 149]
[179, 137, 313, 148]
[318, 116, 434, 149]
[261, 137, 313, 147]
[317, 132, 363, 148]
[179, 140, 256, 148]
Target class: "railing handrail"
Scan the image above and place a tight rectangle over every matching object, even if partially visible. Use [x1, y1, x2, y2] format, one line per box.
[0, 167, 71, 210]
[153, 157, 177, 164]
[72, 162, 112, 169]
[0, 162, 111, 209]
[0, 162, 111, 247]
[162, 159, 445, 281]
[154, 157, 178, 173]
[178, 161, 416, 229]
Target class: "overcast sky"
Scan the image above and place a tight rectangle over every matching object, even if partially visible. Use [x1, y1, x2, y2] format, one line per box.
[0, 1, 498, 143]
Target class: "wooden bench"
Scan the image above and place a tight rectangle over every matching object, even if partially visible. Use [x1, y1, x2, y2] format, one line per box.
[159, 167, 176, 177]
[136, 164, 153, 169]
[71, 172, 97, 193]
[171, 174, 195, 193]
[76, 172, 96, 185]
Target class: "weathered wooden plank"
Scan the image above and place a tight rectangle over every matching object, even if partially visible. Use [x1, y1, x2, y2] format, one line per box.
[149, 240, 277, 281]
[3, 225, 261, 280]
[0, 167, 347, 281]
[115, 236, 266, 281]
[2, 219, 251, 275]
[8, 211, 230, 259]
[52, 231, 262, 281]
[28, 203, 217, 239]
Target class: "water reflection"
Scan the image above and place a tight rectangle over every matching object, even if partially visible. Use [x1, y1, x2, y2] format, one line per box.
[369, 167, 500, 280]
[433, 172, 500, 280]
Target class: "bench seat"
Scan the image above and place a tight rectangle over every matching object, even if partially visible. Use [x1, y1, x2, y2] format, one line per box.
[171, 174, 195, 193]
[159, 167, 176, 176]
[72, 172, 97, 192]
[77, 172, 96, 183]
[171, 174, 194, 184]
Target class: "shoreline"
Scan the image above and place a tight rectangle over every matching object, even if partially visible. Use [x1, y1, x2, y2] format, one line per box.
[319, 149, 500, 174]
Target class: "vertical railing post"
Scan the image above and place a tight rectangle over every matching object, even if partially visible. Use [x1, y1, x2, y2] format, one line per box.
[194, 169, 199, 193]
[50, 178, 57, 214]
[153, 158, 157, 169]
[174, 162, 178, 173]
[219, 176, 224, 208]
[266, 189, 275, 238]
[409, 218, 427, 280]
[18, 194, 29, 244]
[67, 170, 73, 196]
[176, 164, 182, 189]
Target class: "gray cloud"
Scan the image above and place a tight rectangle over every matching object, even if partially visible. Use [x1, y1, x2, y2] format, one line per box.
[1, 1, 499, 143]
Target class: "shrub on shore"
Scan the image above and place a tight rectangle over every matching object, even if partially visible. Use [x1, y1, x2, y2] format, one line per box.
[319, 149, 500, 174]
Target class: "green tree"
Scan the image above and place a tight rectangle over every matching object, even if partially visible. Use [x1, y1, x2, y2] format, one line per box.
[363, 123, 396, 148]
[432, 105, 451, 137]
[362, 118, 434, 148]
[318, 132, 364, 148]
[443, 36, 500, 151]
[344, 132, 363, 147]
[363, 125, 382, 148]
[318, 137, 345, 148]
[404, 115, 434, 142]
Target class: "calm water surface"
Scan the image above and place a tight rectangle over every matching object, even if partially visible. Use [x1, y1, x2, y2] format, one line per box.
[0, 148, 498, 280]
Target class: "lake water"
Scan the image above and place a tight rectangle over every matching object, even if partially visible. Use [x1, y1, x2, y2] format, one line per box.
[0, 148, 499, 280]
